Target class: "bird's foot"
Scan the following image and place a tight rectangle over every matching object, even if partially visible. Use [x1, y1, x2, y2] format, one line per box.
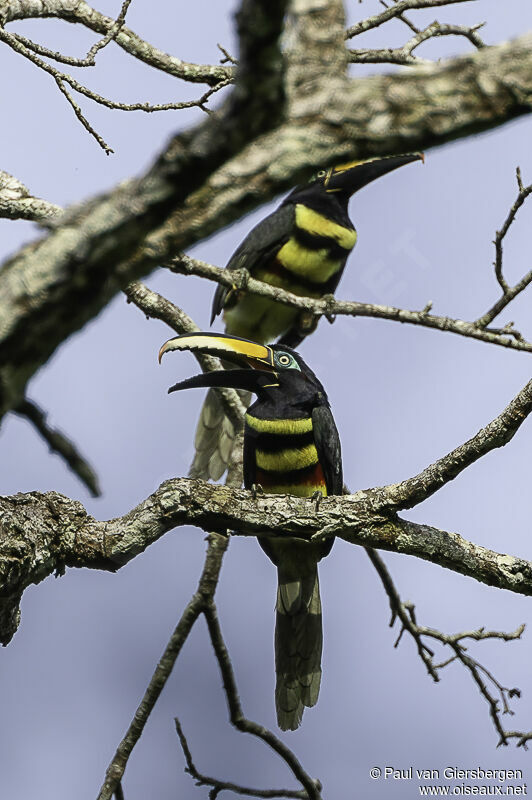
[322, 293, 336, 324]
[310, 490, 324, 511]
[251, 483, 264, 499]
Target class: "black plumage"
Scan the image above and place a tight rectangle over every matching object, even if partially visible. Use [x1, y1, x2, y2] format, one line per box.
[159, 332, 343, 730]
[193, 154, 422, 481]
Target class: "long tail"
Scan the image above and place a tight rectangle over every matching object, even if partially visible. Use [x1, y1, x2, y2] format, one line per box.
[275, 564, 322, 731]
[189, 387, 250, 480]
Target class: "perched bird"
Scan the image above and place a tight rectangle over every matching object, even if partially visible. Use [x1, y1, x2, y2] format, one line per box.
[192, 154, 422, 481]
[159, 331, 343, 730]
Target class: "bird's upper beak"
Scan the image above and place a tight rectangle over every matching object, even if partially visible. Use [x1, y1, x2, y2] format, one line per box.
[325, 152, 423, 195]
[158, 332, 277, 394]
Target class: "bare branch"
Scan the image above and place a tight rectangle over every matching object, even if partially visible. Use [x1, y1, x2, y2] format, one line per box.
[345, 0, 479, 39]
[203, 600, 322, 799]
[12, 399, 101, 497]
[2, 0, 233, 86]
[0, 25, 232, 152]
[168, 255, 532, 355]
[4, 478, 532, 646]
[367, 546, 526, 745]
[96, 532, 230, 800]
[349, 20, 485, 66]
[476, 168, 532, 328]
[174, 718, 308, 799]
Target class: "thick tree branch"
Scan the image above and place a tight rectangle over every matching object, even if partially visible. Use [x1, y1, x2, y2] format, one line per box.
[2, 32, 532, 420]
[0, 0, 288, 418]
[0, 170, 63, 224]
[3, 479, 532, 645]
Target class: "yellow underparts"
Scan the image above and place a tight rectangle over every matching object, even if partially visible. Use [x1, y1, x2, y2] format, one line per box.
[255, 442, 319, 472]
[277, 239, 342, 282]
[246, 414, 313, 434]
[294, 204, 357, 250]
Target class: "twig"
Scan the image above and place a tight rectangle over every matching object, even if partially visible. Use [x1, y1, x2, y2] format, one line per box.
[364, 547, 438, 679]
[349, 20, 485, 66]
[12, 398, 101, 497]
[3, 0, 233, 86]
[345, 0, 478, 39]
[96, 532, 230, 800]
[0, 25, 231, 152]
[218, 43, 238, 65]
[366, 543, 526, 745]
[379, 0, 421, 35]
[175, 717, 308, 798]
[203, 600, 322, 800]
[477, 168, 532, 328]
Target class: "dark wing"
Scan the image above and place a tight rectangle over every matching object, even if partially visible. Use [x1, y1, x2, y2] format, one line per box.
[210, 204, 295, 324]
[312, 404, 343, 496]
[242, 422, 258, 491]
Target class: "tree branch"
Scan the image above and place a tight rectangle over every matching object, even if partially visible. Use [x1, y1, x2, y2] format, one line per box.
[1, 0, 234, 86]
[376, 377, 532, 510]
[0, 170, 63, 224]
[476, 167, 532, 328]
[96, 532, 230, 800]
[168, 255, 532, 354]
[12, 398, 101, 497]
[174, 717, 309, 799]
[365, 547, 526, 746]
[3, 478, 532, 646]
[345, 0, 479, 39]
[3, 31, 532, 420]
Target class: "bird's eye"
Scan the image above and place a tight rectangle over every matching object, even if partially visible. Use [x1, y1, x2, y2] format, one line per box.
[278, 354, 292, 366]
[316, 169, 327, 178]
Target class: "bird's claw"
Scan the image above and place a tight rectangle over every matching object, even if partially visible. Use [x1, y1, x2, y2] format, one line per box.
[251, 483, 264, 499]
[310, 490, 324, 511]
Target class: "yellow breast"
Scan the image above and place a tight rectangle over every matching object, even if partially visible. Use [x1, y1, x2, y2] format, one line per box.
[294, 204, 357, 250]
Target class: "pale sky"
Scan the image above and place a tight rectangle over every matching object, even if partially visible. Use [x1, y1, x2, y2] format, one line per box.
[2, 2, 532, 798]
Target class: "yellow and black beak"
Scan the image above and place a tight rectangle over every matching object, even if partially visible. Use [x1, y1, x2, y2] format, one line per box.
[324, 152, 423, 195]
[158, 332, 278, 395]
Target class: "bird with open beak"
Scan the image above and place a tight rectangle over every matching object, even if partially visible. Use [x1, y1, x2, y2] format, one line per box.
[193, 153, 423, 483]
[159, 331, 343, 731]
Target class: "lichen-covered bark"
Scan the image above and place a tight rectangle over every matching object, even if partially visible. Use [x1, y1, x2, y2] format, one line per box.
[1, 31, 532, 419]
[1, 479, 531, 645]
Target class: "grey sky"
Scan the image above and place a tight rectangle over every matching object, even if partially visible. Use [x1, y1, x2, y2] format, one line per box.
[2, 2, 532, 798]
